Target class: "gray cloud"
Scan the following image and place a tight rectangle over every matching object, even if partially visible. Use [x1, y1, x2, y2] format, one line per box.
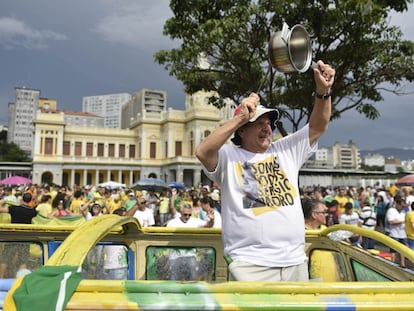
[0, 17, 67, 50]
[93, 1, 178, 50]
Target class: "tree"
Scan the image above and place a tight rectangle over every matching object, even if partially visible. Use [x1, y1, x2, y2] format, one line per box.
[154, 0, 414, 133]
[0, 142, 32, 162]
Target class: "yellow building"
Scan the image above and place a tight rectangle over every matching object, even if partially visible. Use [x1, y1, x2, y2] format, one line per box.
[32, 91, 227, 188]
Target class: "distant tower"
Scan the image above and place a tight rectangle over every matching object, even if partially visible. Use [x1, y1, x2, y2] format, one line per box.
[121, 89, 166, 128]
[7, 87, 41, 156]
[82, 93, 131, 128]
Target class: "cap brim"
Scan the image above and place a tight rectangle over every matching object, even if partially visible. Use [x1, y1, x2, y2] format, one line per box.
[231, 106, 279, 146]
[249, 106, 279, 125]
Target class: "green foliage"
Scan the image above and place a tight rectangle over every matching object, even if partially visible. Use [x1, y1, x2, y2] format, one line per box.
[361, 164, 385, 171]
[154, 0, 414, 132]
[0, 142, 32, 162]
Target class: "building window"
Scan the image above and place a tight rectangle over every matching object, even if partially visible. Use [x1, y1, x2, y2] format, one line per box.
[63, 141, 70, 155]
[119, 144, 125, 158]
[129, 144, 136, 158]
[189, 131, 194, 156]
[75, 142, 82, 156]
[150, 142, 156, 159]
[86, 142, 93, 156]
[165, 141, 168, 158]
[98, 143, 104, 157]
[175, 141, 182, 156]
[204, 130, 211, 138]
[45, 137, 53, 155]
[108, 144, 115, 157]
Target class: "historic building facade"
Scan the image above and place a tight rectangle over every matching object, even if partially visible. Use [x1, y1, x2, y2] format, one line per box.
[32, 90, 225, 188]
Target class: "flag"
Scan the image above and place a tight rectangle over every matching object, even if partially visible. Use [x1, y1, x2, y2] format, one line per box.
[4, 265, 82, 311]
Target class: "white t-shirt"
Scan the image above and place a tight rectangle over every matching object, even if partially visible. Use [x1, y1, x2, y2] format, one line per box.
[210, 209, 222, 228]
[359, 206, 376, 230]
[339, 211, 360, 226]
[386, 207, 407, 239]
[167, 216, 207, 228]
[203, 124, 316, 267]
[133, 208, 155, 227]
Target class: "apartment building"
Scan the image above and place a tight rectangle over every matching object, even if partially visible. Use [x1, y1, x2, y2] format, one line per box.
[7, 87, 40, 156]
[83, 93, 131, 128]
[332, 140, 361, 169]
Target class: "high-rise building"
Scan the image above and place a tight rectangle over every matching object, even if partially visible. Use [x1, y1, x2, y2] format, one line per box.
[7, 87, 41, 156]
[332, 140, 361, 169]
[83, 93, 131, 128]
[121, 89, 166, 129]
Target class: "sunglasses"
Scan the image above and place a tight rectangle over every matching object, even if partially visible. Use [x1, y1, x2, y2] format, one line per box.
[140, 200, 146, 204]
[182, 213, 192, 217]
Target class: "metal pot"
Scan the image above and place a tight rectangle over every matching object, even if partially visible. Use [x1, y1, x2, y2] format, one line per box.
[268, 22, 313, 73]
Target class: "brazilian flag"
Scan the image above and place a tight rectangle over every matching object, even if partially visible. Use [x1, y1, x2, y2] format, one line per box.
[4, 265, 82, 311]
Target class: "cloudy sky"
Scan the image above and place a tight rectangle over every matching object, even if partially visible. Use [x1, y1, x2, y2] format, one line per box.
[0, 1, 413, 151]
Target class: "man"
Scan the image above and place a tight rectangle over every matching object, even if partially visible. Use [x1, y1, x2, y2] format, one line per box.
[145, 188, 160, 217]
[125, 195, 155, 227]
[334, 188, 349, 214]
[196, 60, 334, 281]
[386, 197, 408, 263]
[0, 193, 37, 224]
[339, 202, 361, 247]
[406, 202, 414, 251]
[301, 198, 327, 230]
[200, 196, 222, 228]
[167, 203, 214, 228]
[358, 199, 377, 249]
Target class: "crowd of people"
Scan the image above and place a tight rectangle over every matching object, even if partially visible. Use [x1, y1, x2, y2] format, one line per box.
[0, 182, 223, 229]
[300, 183, 414, 263]
[1, 181, 413, 251]
[1, 180, 414, 274]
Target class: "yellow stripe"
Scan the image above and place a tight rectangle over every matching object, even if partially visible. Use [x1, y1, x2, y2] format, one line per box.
[3, 276, 24, 311]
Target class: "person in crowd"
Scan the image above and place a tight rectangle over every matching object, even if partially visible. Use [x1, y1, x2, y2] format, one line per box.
[209, 189, 222, 214]
[52, 186, 66, 209]
[374, 193, 386, 230]
[195, 60, 335, 281]
[24, 184, 37, 208]
[339, 202, 361, 247]
[301, 198, 327, 230]
[124, 191, 137, 212]
[405, 202, 414, 251]
[191, 197, 203, 219]
[200, 196, 222, 228]
[35, 194, 53, 218]
[2, 187, 18, 205]
[358, 199, 377, 249]
[335, 187, 349, 214]
[125, 195, 155, 227]
[158, 189, 171, 226]
[167, 202, 214, 228]
[102, 188, 118, 214]
[199, 185, 210, 199]
[325, 199, 340, 226]
[145, 188, 160, 217]
[170, 187, 182, 212]
[69, 190, 85, 215]
[386, 197, 408, 264]
[81, 201, 103, 220]
[0, 193, 37, 224]
[49, 199, 72, 218]
[0, 187, 18, 223]
[403, 187, 414, 206]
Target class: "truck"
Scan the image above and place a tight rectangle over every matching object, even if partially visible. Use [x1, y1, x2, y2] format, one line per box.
[1, 214, 414, 310]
